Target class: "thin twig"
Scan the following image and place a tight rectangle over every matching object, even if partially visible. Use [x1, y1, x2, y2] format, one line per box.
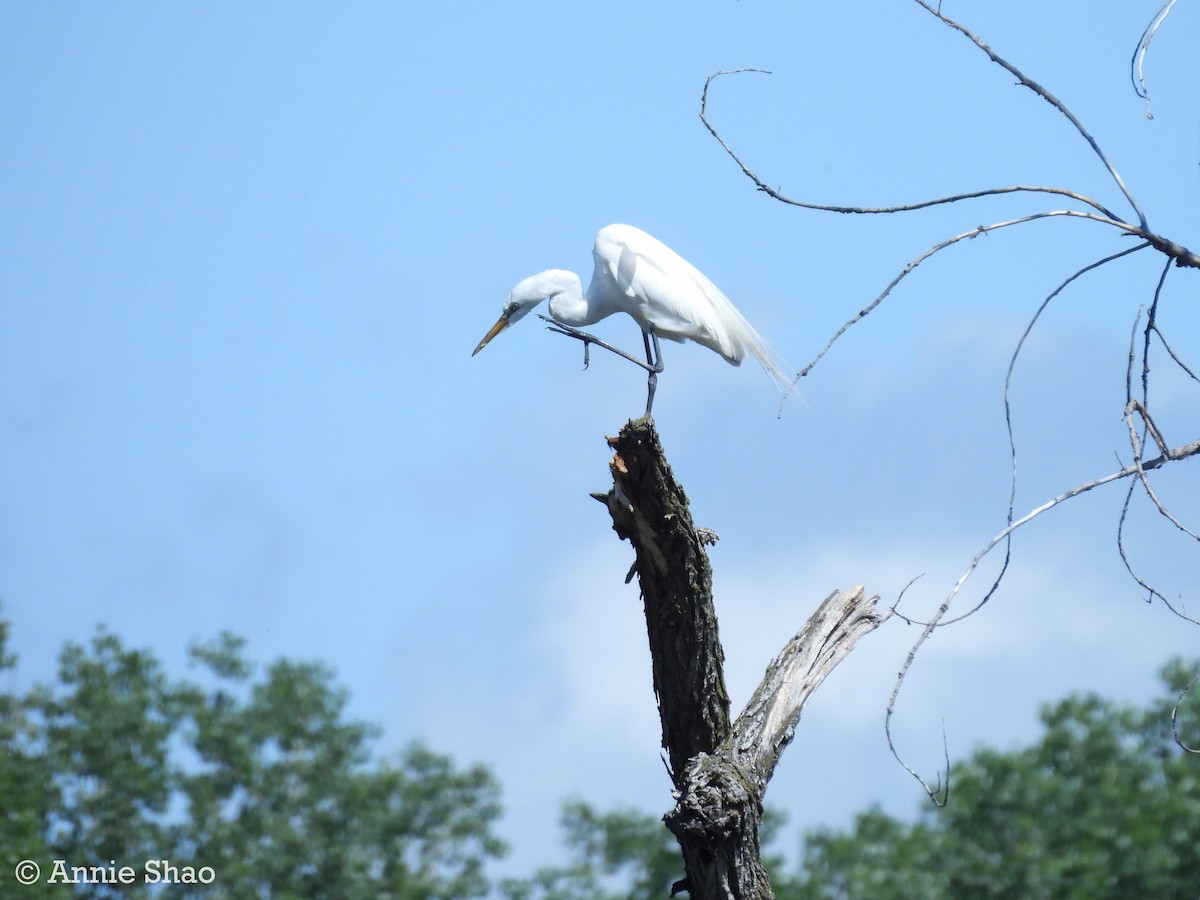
[1117, 308, 1168, 604]
[966, 439, 1200, 596]
[888, 432, 1200, 789]
[1117, 473, 1168, 604]
[889, 574, 927, 626]
[699, 64, 1199, 270]
[1141, 260, 1172, 400]
[1131, 0, 1179, 118]
[884, 694, 950, 806]
[910, 0, 1149, 230]
[1152, 330, 1200, 384]
[931, 246, 1150, 628]
[1172, 671, 1200, 754]
[1117, 303, 1200, 622]
[699, 69, 1125, 223]
[1127, 400, 1200, 543]
[796, 211, 1143, 381]
[1009, 246, 1150, 500]
[701, 3, 1200, 799]
[1120, 262, 1200, 614]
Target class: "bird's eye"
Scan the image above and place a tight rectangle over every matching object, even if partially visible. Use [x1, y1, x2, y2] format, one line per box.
[505, 302, 519, 315]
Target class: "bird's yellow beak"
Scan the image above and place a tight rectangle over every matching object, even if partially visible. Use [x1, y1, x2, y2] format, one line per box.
[472, 310, 511, 357]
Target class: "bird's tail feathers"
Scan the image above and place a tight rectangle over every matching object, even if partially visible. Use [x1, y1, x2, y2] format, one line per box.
[747, 340, 803, 415]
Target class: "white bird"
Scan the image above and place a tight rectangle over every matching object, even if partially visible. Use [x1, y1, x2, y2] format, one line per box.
[472, 224, 793, 416]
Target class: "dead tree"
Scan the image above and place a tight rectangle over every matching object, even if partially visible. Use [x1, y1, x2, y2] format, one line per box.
[699, 1, 1200, 793]
[594, 416, 890, 899]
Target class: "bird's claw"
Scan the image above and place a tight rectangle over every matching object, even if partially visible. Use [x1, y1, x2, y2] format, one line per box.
[539, 314, 593, 369]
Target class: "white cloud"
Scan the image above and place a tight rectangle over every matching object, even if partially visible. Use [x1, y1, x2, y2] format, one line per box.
[469, 512, 1200, 874]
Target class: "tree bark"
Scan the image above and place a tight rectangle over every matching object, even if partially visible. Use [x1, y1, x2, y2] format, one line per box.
[595, 417, 891, 899]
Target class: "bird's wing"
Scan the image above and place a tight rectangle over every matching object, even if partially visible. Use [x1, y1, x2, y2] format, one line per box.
[593, 225, 748, 359]
[592, 224, 794, 394]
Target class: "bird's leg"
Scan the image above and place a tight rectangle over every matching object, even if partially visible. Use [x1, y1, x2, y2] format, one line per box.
[538, 315, 665, 416]
[642, 329, 664, 417]
[538, 315, 657, 374]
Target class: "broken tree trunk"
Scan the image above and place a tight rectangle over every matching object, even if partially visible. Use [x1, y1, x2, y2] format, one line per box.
[595, 417, 891, 900]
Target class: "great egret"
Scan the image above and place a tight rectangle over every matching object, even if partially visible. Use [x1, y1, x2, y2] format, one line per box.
[472, 223, 793, 416]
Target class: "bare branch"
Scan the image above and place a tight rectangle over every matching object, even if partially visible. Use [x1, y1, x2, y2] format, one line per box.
[888, 429, 1200, 790]
[732, 586, 891, 783]
[700, 43, 1200, 382]
[668, 586, 892, 898]
[1131, 0, 1179, 118]
[1142, 259, 1200, 386]
[910, 0, 1149, 230]
[698, 5, 1200, 804]
[1173, 671, 1200, 754]
[957, 439, 1200, 608]
[797, 212, 1144, 381]
[889, 574, 929, 627]
[1117, 474, 1172, 605]
[1118, 309, 1166, 607]
[922, 246, 1150, 628]
[885, 679, 951, 806]
[1117, 304, 1200, 622]
[1114, 266, 1200, 619]
[1152, 330, 1200, 385]
[1126, 400, 1200, 543]
[699, 69, 1125, 223]
[1142, 233, 1200, 269]
[1128, 399, 1171, 462]
[1140, 260, 1173, 400]
[1009, 247, 1150, 489]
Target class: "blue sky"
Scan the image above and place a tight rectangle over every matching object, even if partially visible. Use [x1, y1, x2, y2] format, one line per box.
[3, 0, 1199, 879]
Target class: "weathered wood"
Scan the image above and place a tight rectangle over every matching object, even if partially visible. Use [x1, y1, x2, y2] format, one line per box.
[666, 586, 889, 899]
[732, 586, 887, 784]
[599, 416, 731, 781]
[597, 417, 891, 899]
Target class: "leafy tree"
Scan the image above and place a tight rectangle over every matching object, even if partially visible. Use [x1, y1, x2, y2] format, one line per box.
[12, 615, 1200, 900]
[0, 619, 57, 899]
[1, 621, 506, 899]
[784, 659, 1200, 900]
[498, 661, 1200, 900]
[500, 801, 684, 900]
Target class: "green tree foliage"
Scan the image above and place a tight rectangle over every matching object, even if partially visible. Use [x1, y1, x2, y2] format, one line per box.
[1, 623, 505, 899]
[0, 619, 57, 899]
[499, 801, 684, 900]
[785, 659, 1200, 900]
[498, 660, 1200, 900]
[9, 615, 1200, 900]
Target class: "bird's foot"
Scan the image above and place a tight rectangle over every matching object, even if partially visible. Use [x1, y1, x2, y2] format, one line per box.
[539, 315, 595, 369]
[538, 315, 659, 376]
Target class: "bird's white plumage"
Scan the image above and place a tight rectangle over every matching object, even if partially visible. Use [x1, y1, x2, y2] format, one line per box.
[472, 224, 794, 404]
[591, 225, 773, 370]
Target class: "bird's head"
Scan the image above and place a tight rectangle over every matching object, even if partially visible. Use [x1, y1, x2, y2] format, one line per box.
[471, 270, 578, 356]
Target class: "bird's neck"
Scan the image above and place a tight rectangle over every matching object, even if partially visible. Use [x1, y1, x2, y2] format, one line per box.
[544, 272, 593, 326]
